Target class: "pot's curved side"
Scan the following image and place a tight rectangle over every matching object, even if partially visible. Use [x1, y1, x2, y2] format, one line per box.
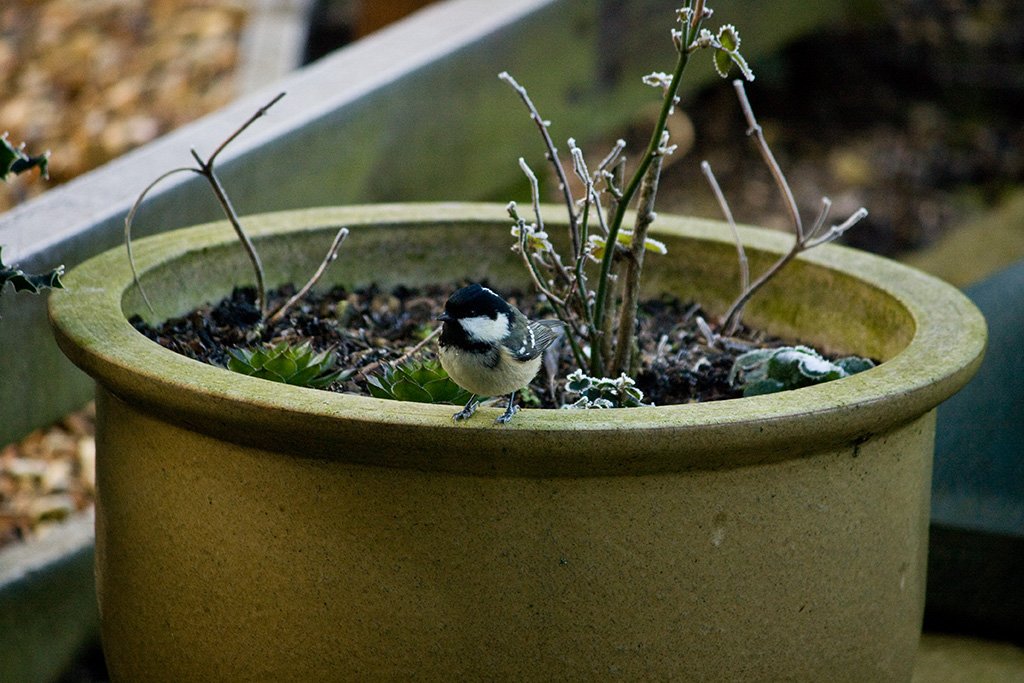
[96, 387, 932, 681]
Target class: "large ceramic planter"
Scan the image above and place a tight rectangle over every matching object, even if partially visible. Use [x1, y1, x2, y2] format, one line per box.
[49, 203, 985, 681]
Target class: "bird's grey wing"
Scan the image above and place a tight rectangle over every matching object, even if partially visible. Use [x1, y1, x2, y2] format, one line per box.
[505, 319, 564, 361]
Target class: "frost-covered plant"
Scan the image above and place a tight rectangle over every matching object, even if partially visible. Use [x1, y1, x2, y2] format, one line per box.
[501, 1, 754, 381]
[226, 340, 348, 389]
[125, 94, 348, 327]
[562, 369, 648, 409]
[1, 135, 62, 314]
[367, 359, 473, 405]
[729, 345, 874, 397]
[0, 245, 64, 299]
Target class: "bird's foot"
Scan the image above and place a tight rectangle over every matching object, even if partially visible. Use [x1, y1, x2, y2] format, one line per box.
[494, 394, 520, 425]
[452, 397, 479, 422]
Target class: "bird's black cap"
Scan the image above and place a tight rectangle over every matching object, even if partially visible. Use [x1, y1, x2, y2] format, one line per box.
[443, 284, 512, 320]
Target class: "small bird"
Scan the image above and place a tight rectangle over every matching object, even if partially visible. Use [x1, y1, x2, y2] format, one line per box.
[437, 284, 562, 424]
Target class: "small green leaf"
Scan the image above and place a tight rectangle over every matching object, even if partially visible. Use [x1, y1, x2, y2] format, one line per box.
[767, 350, 813, 386]
[365, 359, 470, 404]
[836, 356, 875, 375]
[743, 378, 786, 396]
[307, 369, 344, 389]
[0, 138, 17, 177]
[717, 25, 740, 52]
[226, 354, 256, 375]
[366, 376, 391, 399]
[643, 236, 668, 255]
[732, 345, 870, 395]
[729, 50, 755, 82]
[263, 354, 298, 379]
[225, 341, 344, 389]
[423, 377, 468, 403]
[390, 378, 435, 403]
[289, 364, 325, 387]
[563, 369, 648, 408]
[714, 49, 733, 79]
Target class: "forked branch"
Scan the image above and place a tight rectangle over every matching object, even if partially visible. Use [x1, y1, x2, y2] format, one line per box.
[707, 81, 868, 336]
[125, 92, 351, 328]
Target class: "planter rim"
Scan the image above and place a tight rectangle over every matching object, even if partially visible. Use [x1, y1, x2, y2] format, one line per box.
[48, 203, 986, 474]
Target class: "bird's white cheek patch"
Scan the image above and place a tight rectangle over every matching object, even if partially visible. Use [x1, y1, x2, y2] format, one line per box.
[460, 313, 509, 343]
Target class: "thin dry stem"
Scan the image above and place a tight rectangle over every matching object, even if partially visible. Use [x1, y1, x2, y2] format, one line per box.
[200, 160, 268, 317]
[265, 226, 350, 325]
[207, 92, 285, 168]
[508, 201, 565, 307]
[733, 80, 803, 240]
[500, 72, 579, 256]
[720, 244, 800, 335]
[701, 160, 749, 293]
[126, 92, 287, 321]
[717, 81, 868, 335]
[690, 0, 707, 32]
[125, 166, 200, 314]
[355, 326, 442, 381]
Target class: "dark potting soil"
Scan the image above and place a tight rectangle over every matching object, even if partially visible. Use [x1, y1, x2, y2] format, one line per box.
[129, 282, 805, 410]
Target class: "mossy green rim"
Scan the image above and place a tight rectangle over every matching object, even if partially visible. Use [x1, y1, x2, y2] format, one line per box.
[48, 203, 986, 475]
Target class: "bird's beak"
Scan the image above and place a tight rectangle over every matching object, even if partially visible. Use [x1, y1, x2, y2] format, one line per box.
[436, 312, 452, 322]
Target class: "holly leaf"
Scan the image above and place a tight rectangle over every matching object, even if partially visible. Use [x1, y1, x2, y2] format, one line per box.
[0, 246, 65, 295]
[714, 49, 733, 79]
[2, 134, 49, 180]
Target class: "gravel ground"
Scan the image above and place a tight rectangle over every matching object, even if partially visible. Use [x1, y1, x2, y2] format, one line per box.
[1, 0, 246, 211]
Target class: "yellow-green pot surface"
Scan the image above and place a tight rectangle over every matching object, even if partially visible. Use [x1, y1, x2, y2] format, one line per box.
[49, 204, 985, 681]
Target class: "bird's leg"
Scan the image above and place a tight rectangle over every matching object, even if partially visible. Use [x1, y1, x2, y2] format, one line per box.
[494, 391, 520, 424]
[452, 395, 479, 422]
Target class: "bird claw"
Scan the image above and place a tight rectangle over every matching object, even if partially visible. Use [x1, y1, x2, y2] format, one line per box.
[494, 404, 520, 425]
[452, 399, 479, 422]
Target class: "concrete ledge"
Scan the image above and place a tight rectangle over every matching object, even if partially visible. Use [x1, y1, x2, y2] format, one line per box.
[0, 511, 98, 682]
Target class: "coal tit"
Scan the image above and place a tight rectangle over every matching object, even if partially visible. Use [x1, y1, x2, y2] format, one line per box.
[437, 284, 562, 424]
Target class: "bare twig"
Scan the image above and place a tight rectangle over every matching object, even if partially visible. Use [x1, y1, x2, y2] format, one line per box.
[715, 81, 868, 335]
[208, 92, 285, 167]
[701, 160, 748, 293]
[355, 326, 442, 381]
[265, 227, 350, 325]
[194, 155, 268, 316]
[513, 162, 572, 305]
[805, 208, 868, 249]
[719, 242, 801, 335]
[690, 0, 707, 32]
[125, 166, 200, 314]
[125, 92, 287, 320]
[695, 315, 718, 347]
[500, 72, 579, 256]
[595, 139, 626, 177]
[806, 197, 833, 242]
[732, 80, 803, 240]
